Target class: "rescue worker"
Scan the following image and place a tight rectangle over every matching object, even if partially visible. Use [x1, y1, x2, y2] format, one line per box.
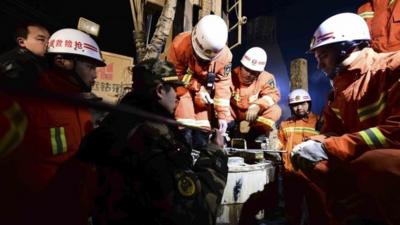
[230, 47, 281, 144]
[278, 89, 331, 225]
[167, 14, 233, 148]
[358, 0, 400, 52]
[234, 47, 282, 224]
[0, 28, 105, 225]
[0, 22, 50, 89]
[78, 58, 228, 225]
[291, 13, 400, 225]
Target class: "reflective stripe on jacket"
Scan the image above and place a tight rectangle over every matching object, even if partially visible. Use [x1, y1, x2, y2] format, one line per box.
[167, 32, 233, 126]
[278, 112, 320, 171]
[321, 48, 400, 161]
[231, 66, 281, 111]
[0, 94, 27, 157]
[0, 69, 93, 192]
[358, 0, 400, 52]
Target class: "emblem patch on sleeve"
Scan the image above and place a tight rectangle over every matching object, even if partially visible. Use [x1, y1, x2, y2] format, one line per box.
[176, 172, 197, 197]
[268, 79, 276, 88]
[224, 63, 232, 77]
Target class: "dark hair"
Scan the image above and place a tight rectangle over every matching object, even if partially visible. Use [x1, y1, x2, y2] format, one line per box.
[130, 58, 177, 101]
[289, 100, 312, 117]
[14, 22, 48, 41]
[132, 58, 176, 88]
[133, 58, 176, 81]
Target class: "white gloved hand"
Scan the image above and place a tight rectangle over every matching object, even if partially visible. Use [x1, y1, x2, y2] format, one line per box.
[245, 104, 261, 122]
[199, 91, 214, 104]
[290, 140, 328, 172]
[218, 119, 228, 134]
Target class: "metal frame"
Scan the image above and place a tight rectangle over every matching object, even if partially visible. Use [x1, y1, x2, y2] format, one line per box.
[226, 0, 245, 49]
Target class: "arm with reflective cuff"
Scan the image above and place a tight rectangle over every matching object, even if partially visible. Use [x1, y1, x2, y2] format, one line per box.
[254, 72, 280, 110]
[323, 82, 400, 161]
[213, 64, 233, 121]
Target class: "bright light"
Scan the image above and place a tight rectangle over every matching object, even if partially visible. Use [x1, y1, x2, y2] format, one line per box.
[77, 17, 100, 37]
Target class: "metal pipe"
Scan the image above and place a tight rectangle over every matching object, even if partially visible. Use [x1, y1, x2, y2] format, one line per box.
[225, 148, 287, 153]
[1, 86, 209, 132]
[228, 1, 239, 12]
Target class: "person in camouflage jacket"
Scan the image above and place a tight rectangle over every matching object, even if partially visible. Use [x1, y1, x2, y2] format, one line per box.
[79, 58, 228, 225]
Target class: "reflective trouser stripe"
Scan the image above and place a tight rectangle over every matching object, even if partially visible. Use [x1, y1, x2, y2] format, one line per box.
[50, 127, 67, 155]
[213, 98, 230, 107]
[176, 119, 211, 128]
[256, 117, 275, 128]
[176, 119, 197, 127]
[0, 103, 27, 156]
[359, 127, 388, 149]
[196, 120, 211, 128]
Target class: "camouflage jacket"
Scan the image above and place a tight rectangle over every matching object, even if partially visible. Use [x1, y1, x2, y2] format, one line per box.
[81, 99, 228, 225]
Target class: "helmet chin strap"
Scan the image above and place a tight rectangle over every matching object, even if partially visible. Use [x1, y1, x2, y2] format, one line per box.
[327, 66, 341, 80]
[327, 41, 365, 80]
[71, 58, 92, 92]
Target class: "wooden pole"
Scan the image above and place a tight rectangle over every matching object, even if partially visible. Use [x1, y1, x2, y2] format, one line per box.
[289, 58, 308, 91]
[183, 0, 193, 31]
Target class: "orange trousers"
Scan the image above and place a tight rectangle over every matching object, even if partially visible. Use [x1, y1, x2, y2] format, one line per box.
[283, 170, 332, 225]
[307, 149, 400, 225]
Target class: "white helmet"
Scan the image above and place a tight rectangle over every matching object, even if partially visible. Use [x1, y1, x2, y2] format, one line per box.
[47, 28, 105, 66]
[309, 13, 371, 51]
[240, 47, 267, 72]
[192, 15, 228, 61]
[288, 89, 311, 104]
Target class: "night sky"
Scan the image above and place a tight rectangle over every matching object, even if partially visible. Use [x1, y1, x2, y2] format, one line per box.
[1, 0, 366, 120]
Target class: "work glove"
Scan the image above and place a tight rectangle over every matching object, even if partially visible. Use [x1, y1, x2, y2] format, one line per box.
[218, 119, 228, 134]
[199, 88, 214, 104]
[245, 104, 260, 122]
[290, 140, 328, 172]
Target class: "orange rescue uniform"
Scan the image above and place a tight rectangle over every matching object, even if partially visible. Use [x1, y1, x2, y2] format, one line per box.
[167, 32, 233, 128]
[278, 112, 331, 225]
[0, 68, 95, 225]
[278, 112, 320, 172]
[313, 48, 400, 224]
[358, 0, 400, 52]
[231, 66, 281, 132]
